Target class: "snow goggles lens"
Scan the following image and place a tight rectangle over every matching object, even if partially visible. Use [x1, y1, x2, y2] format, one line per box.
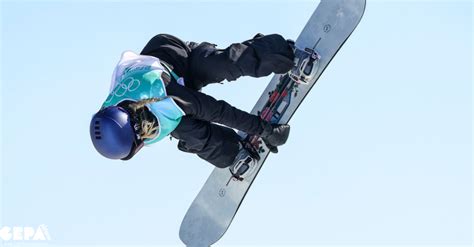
[121, 138, 144, 161]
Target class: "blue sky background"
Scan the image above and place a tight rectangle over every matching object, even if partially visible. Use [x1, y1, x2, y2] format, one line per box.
[1, 0, 472, 246]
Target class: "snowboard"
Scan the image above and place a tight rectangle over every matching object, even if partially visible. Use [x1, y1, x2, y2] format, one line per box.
[179, 0, 366, 246]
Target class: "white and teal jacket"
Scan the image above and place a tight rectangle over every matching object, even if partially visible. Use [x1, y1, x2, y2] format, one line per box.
[102, 51, 185, 145]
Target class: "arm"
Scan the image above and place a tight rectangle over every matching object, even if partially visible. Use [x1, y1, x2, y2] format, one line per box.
[166, 82, 264, 135]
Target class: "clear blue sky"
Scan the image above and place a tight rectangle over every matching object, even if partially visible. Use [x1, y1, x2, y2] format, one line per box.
[1, 0, 472, 246]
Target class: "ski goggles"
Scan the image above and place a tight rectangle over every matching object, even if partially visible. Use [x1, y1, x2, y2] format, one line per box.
[120, 107, 146, 161]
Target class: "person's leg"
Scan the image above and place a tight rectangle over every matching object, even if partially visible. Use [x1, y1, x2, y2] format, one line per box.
[140, 34, 191, 83]
[186, 33, 295, 90]
[171, 116, 241, 168]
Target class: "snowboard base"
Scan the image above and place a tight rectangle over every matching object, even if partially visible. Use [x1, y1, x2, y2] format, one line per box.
[179, 1, 366, 246]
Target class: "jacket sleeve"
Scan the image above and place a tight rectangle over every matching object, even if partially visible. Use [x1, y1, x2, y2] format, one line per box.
[188, 33, 295, 88]
[166, 82, 264, 135]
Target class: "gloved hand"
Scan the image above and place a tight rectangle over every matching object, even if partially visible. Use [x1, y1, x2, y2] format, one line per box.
[260, 123, 290, 153]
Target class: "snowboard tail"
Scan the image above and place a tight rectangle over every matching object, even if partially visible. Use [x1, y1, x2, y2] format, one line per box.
[179, 1, 366, 246]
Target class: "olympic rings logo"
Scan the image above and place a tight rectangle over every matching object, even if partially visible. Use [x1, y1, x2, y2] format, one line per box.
[105, 77, 141, 103]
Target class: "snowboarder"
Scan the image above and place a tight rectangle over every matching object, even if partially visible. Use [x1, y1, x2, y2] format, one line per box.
[89, 33, 294, 168]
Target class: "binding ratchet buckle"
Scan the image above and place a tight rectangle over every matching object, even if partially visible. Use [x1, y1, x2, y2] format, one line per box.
[289, 48, 321, 84]
[229, 141, 261, 181]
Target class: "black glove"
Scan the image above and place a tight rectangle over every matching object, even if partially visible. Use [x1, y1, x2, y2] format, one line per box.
[260, 123, 290, 153]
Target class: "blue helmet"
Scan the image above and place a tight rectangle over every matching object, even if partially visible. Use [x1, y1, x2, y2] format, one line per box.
[90, 106, 144, 160]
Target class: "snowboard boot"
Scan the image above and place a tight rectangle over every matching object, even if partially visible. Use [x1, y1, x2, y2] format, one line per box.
[260, 123, 291, 153]
[229, 141, 260, 180]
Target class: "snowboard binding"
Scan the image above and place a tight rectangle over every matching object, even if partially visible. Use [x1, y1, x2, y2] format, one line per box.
[229, 140, 261, 181]
[289, 47, 321, 84]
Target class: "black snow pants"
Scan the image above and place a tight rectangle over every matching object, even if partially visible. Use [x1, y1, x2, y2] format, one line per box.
[140, 33, 294, 168]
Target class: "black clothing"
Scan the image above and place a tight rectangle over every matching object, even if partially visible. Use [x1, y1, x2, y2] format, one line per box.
[140, 34, 294, 168]
[166, 82, 263, 135]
